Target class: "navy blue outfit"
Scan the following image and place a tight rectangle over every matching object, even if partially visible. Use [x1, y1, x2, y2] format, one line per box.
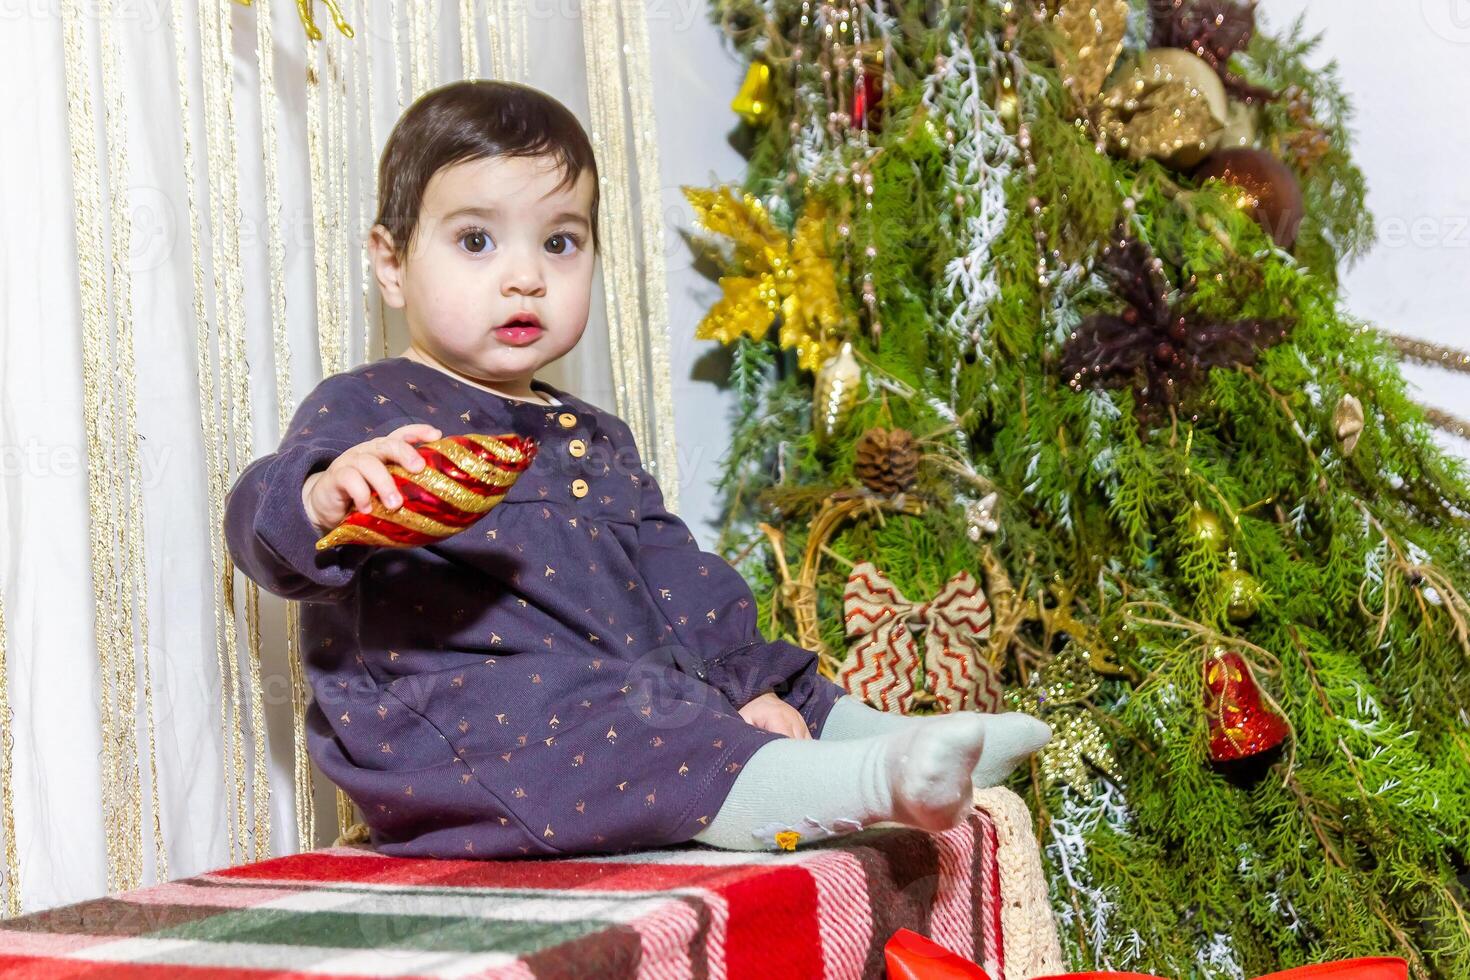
[223, 356, 845, 857]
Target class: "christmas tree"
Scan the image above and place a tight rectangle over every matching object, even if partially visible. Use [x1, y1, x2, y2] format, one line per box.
[688, 1, 1470, 976]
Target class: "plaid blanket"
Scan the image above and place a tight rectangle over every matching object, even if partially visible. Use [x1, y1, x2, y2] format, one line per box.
[0, 810, 1009, 979]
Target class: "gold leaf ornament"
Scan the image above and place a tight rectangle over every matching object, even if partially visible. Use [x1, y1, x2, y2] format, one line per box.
[1048, 1, 1225, 169]
[683, 186, 845, 372]
[1050, 0, 1130, 104]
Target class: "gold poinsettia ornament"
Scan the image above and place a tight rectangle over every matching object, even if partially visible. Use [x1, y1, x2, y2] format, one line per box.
[682, 186, 845, 373]
[1047, 0, 1226, 170]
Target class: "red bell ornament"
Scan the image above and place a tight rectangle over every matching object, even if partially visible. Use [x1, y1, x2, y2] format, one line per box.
[315, 432, 538, 550]
[1203, 650, 1289, 762]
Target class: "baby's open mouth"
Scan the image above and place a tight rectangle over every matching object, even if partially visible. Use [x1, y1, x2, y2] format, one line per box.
[495, 315, 543, 345]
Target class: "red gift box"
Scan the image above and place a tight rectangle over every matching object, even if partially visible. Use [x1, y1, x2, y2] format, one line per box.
[884, 928, 1407, 980]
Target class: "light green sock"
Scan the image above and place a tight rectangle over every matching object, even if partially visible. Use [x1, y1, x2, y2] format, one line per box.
[693, 713, 990, 851]
[820, 694, 1051, 789]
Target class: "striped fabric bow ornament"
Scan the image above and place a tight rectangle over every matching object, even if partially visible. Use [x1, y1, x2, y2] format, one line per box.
[838, 561, 1002, 714]
[315, 433, 538, 549]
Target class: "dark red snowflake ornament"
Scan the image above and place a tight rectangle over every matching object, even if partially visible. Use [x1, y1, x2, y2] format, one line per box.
[1149, 0, 1277, 104]
[1060, 220, 1289, 410]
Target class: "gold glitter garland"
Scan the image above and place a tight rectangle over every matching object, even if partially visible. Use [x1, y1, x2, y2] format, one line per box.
[580, 0, 681, 506]
[307, 44, 338, 379]
[332, 46, 352, 369]
[199, 0, 268, 864]
[1424, 407, 1470, 442]
[581, 0, 647, 465]
[616, 0, 680, 505]
[251, 0, 319, 855]
[1386, 333, 1470, 375]
[1381, 333, 1470, 440]
[460, 0, 479, 76]
[0, 583, 15, 914]
[357, 0, 382, 363]
[61, 0, 164, 892]
[105, 0, 168, 887]
[411, 0, 433, 98]
[391, 0, 408, 109]
[305, 32, 362, 842]
[171, 0, 237, 870]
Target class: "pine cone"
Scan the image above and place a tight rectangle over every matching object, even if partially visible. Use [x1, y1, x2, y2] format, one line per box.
[854, 427, 919, 494]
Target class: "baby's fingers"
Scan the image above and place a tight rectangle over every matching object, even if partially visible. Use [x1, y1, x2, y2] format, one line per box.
[353, 456, 404, 510]
[379, 435, 430, 473]
[334, 467, 375, 515]
[389, 423, 441, 445]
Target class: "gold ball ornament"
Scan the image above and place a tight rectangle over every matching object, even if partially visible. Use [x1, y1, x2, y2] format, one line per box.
[1186, 504, 1228, 551]
[1138, 48, 1229, 125]
[1217, 99, 1259, 150]
[1220, 566, 1263, 621]
[1097, 49, 1228, 169]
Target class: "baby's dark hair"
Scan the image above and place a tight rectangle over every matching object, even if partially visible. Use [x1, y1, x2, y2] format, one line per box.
[374, 80, 600, 257]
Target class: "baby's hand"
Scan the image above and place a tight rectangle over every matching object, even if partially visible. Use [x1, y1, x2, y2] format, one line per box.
[302, 423, 442, 535]
[737, 691, 812, 740]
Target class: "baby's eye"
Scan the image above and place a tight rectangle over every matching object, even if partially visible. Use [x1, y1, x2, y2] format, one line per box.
[459, 229, 493, 254]
[546, 232, 582, 256]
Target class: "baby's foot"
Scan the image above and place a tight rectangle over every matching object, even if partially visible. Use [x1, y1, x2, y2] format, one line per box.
[885, 713, 989, 831]
[971, 712, 1053, 789]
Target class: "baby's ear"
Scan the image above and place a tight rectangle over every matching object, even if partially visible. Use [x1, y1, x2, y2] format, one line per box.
[368, 225, 407, 309]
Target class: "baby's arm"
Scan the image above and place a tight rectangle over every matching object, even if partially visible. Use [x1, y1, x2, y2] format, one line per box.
[223, 373, 428, 602]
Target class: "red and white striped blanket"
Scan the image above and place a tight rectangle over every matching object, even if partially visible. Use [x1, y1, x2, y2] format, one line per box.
[0, 792, 1060, 979]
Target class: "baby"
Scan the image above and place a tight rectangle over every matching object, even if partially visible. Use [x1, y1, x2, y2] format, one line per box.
[223, 80, 1050, 858]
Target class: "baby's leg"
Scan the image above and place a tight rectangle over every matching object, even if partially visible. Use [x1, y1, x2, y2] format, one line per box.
[820, 694, 1051, 789]
[693, 713, 988, 851]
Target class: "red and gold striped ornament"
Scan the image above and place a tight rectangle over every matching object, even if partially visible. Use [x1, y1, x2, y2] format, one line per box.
[315, 433, 538, 550]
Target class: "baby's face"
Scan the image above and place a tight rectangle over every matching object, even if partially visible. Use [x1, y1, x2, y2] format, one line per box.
[384, 153, 596, 392]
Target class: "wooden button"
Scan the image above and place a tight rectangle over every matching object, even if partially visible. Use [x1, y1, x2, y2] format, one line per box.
[570, 478, 589, 498]
[568, 439, 587, 458]
[557, 412, 577, 428]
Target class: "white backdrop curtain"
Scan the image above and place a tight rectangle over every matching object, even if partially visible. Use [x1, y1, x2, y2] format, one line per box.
[0, 0, 756, 915]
